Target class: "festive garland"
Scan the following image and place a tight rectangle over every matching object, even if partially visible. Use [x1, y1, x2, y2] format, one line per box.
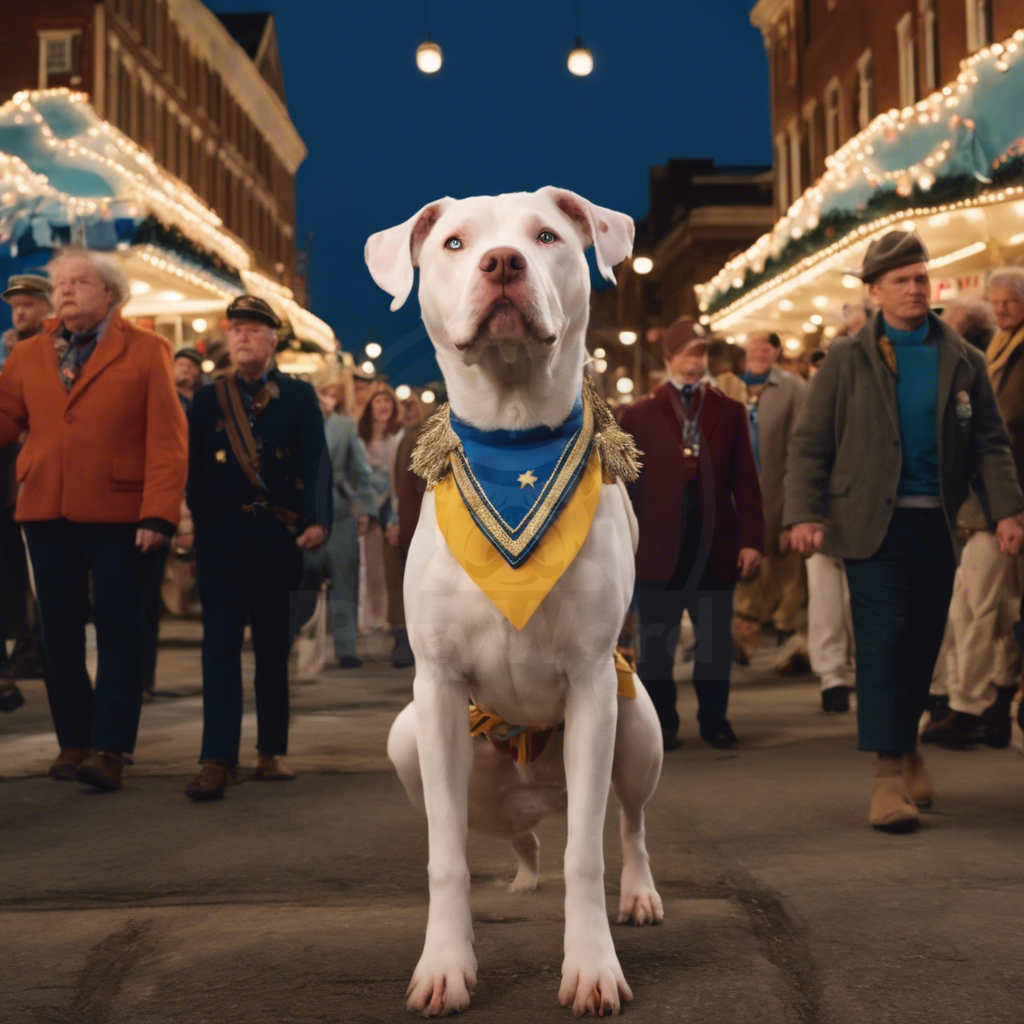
[131, 215, 244, 289]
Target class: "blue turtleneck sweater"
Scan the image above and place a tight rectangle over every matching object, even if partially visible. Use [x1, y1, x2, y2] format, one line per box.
[885, 317, 940, 498]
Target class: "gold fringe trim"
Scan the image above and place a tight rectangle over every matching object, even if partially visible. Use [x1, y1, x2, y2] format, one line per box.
[410, 373, 642, 488]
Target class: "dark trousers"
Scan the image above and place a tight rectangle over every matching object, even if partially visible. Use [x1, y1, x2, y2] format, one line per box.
[635, 491, 735, 738]
[844, 507, 956, 754]
[195, 516, 303, 764]
[141, 546, 170, 690]
[23, 520, 153, 754]
[0, 505, 42, 668]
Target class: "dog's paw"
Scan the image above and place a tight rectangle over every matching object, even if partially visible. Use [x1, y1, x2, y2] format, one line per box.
[507, 870, 539, 894]
[405, 947, 477, 1017]
[617, 860, 664, 926]
[558, 957, 632, 1017]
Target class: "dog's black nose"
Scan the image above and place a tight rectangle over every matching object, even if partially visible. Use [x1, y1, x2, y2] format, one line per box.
[479, 247, 527, 280]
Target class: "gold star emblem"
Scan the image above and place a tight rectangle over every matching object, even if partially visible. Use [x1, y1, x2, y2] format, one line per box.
[215, 450, 227, 463]
[518, 470, 538, 489]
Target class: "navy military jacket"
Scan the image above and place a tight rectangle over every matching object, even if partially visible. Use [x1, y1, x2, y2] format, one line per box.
[187, 369, 332, 531]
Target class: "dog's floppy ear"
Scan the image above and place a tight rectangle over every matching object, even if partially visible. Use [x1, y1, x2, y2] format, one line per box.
[365, 198, 454, 311]
[538, 186, 635, 284]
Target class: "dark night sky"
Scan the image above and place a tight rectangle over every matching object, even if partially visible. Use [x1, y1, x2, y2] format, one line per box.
[205, 0, 772, 386]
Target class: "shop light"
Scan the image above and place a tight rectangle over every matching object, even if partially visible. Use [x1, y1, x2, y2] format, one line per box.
[567, 39, 594, 76]
[618, 330, 637, 345]
[365, 341, 382, 359]
[632, 256, 653, 275]
[395, 384, 412, 400]
[616, 377, 634, 394]
[191, 318, 207, 333]
[361, 361, 375, 375]
[593, 347, 606, 358]
[416, 41, 442, 73]
[421, 389, 436, 404]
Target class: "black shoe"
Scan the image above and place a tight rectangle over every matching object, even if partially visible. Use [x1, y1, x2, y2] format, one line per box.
[821, 685, 851, 714]
[337, 655, 362, 669]
[981, 686, 1016, 748]
[701, 723, 738, 749]
[0, 682, 25, 713]
[925, 694, 950, 724]
[920, 710, 983, 748]
[662, 731, 682, 751]
[391, 629, 415, 669]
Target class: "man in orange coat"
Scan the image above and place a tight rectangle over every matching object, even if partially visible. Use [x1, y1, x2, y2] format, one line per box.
[0, 248, 187, 791]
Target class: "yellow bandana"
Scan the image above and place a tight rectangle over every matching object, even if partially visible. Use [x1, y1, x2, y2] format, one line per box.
[435, 446, 604, 630]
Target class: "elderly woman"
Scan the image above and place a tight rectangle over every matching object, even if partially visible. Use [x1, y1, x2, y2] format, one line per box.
[0, 247, 188, 791]
[357, 382, 402, 634]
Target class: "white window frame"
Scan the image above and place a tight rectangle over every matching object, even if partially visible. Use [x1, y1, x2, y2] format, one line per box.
[965, 0, 993, 53]
[857, 48, 874, 130]
[920, 0, 939, 91]
[775, 132, 791, 214]
[896, 13, 917, 108]
[37, 30, 81, 89]
[824, 77, 843, 155]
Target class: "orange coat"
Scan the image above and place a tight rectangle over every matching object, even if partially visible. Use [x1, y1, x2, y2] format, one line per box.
[0, 311, 188, 527]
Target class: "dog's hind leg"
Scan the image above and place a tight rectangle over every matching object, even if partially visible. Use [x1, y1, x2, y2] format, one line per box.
[611, 679, 665, 926]
[386, 702, 424, 814]
[508, 831, 540, 893]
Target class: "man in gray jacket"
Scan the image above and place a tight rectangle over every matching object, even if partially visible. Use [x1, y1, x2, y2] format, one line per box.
[785, 231, 1024, 833]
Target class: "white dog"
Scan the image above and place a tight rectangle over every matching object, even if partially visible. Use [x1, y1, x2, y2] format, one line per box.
[365, 187, 664, 1017]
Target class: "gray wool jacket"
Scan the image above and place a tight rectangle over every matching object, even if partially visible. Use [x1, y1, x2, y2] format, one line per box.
[782, 311, 1024, 559]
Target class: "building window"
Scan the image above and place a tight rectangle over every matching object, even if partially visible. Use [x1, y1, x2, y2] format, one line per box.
[38, 31, 82, 89]
[824, 78, 842, 154]
[896, 13, 917, 107]
[856, 49, 874, 130]
[920, 0, 939, 91]
[965, 0, 992, 53]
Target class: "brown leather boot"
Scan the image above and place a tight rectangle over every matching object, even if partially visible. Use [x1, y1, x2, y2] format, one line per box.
[49, 747, 90, 780]
[185, 761, 238, 802]
[869, 756, 920, 832]
[252, 754, 295, 780]
[902, 752, 933, 809]
[75, 750, 124, 791]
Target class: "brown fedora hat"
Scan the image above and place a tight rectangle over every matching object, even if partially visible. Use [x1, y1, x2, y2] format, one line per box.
[854, 231, 930, 284]
[662, 317, 708, 360]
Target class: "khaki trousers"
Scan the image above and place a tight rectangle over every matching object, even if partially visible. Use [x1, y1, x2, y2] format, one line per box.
[931, 530, 1022, 714]
[806, 553, 855, 691]
[734, 546, 806, 633]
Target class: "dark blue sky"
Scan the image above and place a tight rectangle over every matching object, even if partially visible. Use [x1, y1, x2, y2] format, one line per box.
[206, 0, 771, 385]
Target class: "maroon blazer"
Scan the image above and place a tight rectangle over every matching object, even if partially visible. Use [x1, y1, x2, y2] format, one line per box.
[620, 383, 764, 584]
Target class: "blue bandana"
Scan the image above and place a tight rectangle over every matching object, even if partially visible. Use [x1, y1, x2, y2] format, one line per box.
[447, 394, 594, 568]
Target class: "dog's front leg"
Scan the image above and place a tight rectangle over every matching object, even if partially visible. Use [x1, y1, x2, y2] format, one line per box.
[559, 660, 633, 1017]
[406, 669, 477, 1017]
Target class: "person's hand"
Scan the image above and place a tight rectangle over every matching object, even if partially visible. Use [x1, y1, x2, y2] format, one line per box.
[778, 529, 791, 553]
[356, 514, 371, 538]
[176, 532, 194, 551]
[789, 522, 825, 557]
[296, 524, 328, 551]
[385, 524, 400, 547]
[996, 516, 1024, 556]
[136, 528, 169, 553]
[737, 548, 762, 580]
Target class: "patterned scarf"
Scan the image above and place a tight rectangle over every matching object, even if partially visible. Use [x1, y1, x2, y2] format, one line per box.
[53, 317, 108, 392]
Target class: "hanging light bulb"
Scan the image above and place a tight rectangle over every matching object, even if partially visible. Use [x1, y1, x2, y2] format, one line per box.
[567, 37, 593, 76]
[416, 40, 442, 73]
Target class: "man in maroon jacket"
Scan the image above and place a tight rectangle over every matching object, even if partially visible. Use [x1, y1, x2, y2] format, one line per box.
[620, 320, 764, 749]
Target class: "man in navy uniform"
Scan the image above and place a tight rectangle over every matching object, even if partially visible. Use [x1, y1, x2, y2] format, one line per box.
[185, 296, 332, 801]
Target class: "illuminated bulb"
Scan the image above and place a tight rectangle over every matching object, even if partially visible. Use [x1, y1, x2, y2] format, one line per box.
[191, 318, 208, 333]
[361, 361, 375, 375]
[842, 274, 862, 289]
[784, 338, 803, 353]
[810, 314, 824, 326]
[618, 330, 638, 345]
[779, 299, 795, 312]
[567, 39, 594, 76]
[201, 359, 215, 373]
[616, 377, 634, 395]
[594, 358, 608, 373]
[365, 341, 382, 359]
[130, 280, 152, 296]
[157, 290, 184, 302]
[415, 39, 442, 72]
[395, 384, 412, 401]
[812, 295, 828, 309]
[593, 347, 606, 358]
[632, 256, 653, 275]
[421, 390, 436, 404]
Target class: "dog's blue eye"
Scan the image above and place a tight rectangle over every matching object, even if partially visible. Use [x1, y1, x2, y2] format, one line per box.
[444, 237, 463, 251]
[538, 231, 557, 244]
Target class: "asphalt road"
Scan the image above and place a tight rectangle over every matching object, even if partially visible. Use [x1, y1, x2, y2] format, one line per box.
[2, 622, 1023, 1024]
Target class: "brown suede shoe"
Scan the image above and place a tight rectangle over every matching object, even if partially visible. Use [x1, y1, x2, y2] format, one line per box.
[49, 747, 91, 780]
[869, 756, 920, 832]
[75, 750, 124, 791]
[252, 754, 295, 780]
[902, 752, 934, 809]
[185, 761, 238, 802]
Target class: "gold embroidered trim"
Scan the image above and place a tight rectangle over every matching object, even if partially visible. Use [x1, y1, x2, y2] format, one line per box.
[448, 398, 594, 558]
[410, 373, 642, 488]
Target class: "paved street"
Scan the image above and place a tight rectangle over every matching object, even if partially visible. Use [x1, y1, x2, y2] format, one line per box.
[2, 621, 1023, 1024]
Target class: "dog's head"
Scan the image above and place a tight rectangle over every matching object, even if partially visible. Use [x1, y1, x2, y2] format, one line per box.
[365, 189, 633, 410]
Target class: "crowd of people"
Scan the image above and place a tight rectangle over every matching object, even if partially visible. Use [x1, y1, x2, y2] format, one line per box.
[1, 230, 1023, 832]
